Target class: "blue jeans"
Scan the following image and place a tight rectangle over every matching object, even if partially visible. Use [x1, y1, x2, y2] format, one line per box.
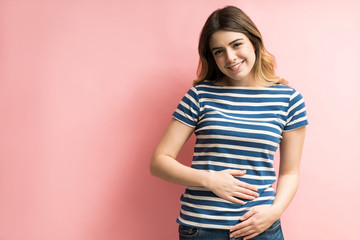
[179, 219, 284, 240]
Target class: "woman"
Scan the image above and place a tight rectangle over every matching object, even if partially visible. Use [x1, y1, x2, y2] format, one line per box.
[150, 6, 308, 240]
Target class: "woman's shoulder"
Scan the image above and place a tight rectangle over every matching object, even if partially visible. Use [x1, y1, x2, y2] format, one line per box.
[274, 84, 307, 104]
[272, 83, 298, 93]
[193, 80, 214, 87]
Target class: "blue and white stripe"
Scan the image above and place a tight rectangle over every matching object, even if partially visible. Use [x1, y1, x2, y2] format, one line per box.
[172, 81, 308, 229]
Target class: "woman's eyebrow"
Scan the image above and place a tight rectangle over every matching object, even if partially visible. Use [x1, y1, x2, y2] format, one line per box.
[211, 38, 244, 51]
[229, 38, 244, 45]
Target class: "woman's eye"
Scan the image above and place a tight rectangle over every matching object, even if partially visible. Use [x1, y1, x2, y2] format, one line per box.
[233, 43, 242, 48]
[214, 50, 223, 55]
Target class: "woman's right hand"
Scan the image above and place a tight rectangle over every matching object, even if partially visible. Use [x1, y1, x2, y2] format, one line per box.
[151, 119, 259, 204]
[204, 169, 259, 205]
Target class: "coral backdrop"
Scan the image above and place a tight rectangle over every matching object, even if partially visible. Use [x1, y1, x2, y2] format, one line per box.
[0, 0, 359, 239]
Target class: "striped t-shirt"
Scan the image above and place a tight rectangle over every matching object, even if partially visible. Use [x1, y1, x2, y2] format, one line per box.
[172, 80, 308, 230]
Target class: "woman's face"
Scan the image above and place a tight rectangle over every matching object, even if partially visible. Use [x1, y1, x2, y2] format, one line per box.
[209, 30, 256, 86]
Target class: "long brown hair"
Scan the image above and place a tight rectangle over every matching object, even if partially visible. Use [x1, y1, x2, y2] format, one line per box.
[194, 6, 284, 86]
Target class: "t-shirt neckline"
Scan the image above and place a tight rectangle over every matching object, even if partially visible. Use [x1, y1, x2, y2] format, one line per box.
[204, 80, 281, 89]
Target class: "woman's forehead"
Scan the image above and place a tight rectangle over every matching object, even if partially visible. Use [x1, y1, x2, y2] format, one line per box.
[209, 31, 249, 47]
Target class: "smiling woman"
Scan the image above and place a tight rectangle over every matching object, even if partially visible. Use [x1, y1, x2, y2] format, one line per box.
[150, 5, 308, 240]
[209, 31, 257, 86]
[195, 6, 283, 87]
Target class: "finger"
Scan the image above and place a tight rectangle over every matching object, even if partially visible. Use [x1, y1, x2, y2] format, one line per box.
[227, 196, 245, 205]
[235, 186, 259, 198]
[229, 219, 251, 232]
[230, 225, 254, 238]
[228, 169, 247, 176]
[240, 209, 256, 221]
[237, 181, 258, 192]
[233, 191, 256, 201]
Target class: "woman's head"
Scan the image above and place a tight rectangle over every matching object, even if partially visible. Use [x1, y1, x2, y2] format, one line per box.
[195, 6, 281, 86]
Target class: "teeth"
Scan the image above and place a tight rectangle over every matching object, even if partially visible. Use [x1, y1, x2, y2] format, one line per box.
[229, 63, 241, 69]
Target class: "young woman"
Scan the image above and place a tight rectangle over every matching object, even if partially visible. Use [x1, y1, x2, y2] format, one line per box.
[150, 6, 308, 240]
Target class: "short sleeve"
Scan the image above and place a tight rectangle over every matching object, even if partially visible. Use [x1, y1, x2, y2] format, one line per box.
[284, 90, 309, 131]
[172, 86, 200, 128]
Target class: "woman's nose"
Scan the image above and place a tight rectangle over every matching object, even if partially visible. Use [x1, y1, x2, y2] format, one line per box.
[225, 49, 237, 62]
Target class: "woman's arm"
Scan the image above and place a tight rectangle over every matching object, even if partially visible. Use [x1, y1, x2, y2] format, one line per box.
[150, 118, 207, 186]
[271, 125, 306, 217]
[229, 126, 307, 239]
[150, 118, 259, 205]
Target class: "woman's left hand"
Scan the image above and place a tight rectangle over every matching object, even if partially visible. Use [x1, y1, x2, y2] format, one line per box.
[229, 205, 280, 239]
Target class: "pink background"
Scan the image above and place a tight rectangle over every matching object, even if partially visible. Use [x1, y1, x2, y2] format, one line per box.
[1, 0, 359, 239]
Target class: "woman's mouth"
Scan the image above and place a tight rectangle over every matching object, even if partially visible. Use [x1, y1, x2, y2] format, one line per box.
[227, 60, 244, 71]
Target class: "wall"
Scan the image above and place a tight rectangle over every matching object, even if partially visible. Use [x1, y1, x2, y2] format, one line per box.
[0, 0, 359, 239]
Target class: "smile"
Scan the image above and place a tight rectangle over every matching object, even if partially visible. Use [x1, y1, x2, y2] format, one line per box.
[227, 60, 245, 71]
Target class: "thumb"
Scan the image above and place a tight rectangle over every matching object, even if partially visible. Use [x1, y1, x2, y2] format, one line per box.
[228, 169, 246, 176]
